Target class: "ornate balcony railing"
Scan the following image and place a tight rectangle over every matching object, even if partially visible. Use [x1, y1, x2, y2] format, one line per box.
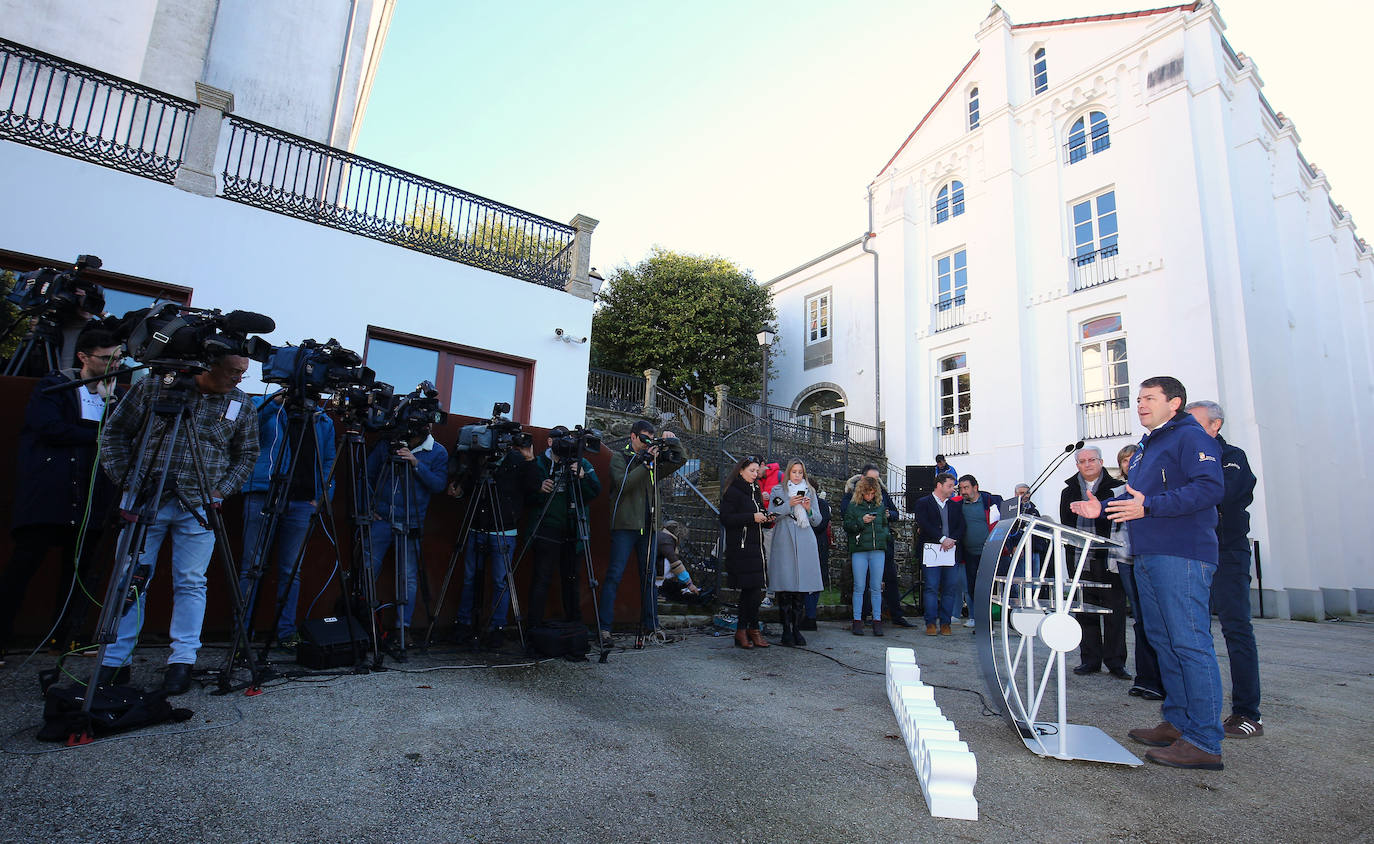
[1078, 397, 1132, 440]
[221, 115, 576, 289]
[587, 367, 646, 413]
[1064, 128, 1110, 164]
[0, 38, 194, 183]
[933, 294, 966, 333]
[935, 422, 970, 456]
[1070, 244, 1120, 292]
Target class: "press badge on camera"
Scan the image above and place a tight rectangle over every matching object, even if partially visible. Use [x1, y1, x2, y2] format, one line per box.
[224, 400, 241, 422]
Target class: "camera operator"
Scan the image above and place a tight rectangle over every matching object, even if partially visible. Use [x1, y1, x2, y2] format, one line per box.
[0, 328, 123, 665]
[365, 423, 449, 640]
[448, 436, 538, 648]
[524, 426, 601, 629]
[97, 354, 259, 694]
[3, 276, 105, 377]
[236, 391, 337, 651]
[600, 420, 686, 647]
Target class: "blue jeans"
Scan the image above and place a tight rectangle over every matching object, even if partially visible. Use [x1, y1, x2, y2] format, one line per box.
[1135, 554, 1224, 755]
[1211, 553, 1261, 720]
[103, 501, 217, 668]
[1118, 562, 1162, 694]
[600, 529, 658, 633]
[458, 532, 515, 628]
[851, 550, 884, 620]
[238, 493, 315, 639]
[922, 564, 963, 626]
[366, 523, 422, 629]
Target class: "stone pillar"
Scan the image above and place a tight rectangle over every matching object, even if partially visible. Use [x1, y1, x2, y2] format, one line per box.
[644, 368, 660, 413]
[714, 384, 730, 432]
[173, 82, 233, 197]
[564, 214, 599, 301]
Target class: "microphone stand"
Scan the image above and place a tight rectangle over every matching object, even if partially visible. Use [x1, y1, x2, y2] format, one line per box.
[1024, 441, 1085, 509]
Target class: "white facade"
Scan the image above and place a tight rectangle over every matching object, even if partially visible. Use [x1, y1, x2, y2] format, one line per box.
[0, 0, 395, 148]
[766, 1, 1373, 619]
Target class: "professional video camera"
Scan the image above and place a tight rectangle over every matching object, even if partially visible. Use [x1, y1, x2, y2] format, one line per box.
[455, 401, 532, 459]
[375, 380, 448, 447]
[261, 337, 374, 396]
[122, 302, 275, 369]
[4, 254, 106, 319]
[550, 425, 602, 460]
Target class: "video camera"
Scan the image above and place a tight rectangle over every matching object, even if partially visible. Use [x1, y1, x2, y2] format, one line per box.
[455, 401, 531, 460]
[376, 380, 448, 448]
[121, 302, 275, 370]
[331, 380, 395, 430]
[550, 425, 602, 460]
[261, 338, 374, 397]
[5, 254, 106, 322]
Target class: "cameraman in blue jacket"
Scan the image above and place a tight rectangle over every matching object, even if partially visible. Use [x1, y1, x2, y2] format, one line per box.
[1072, 376, 1224, 771]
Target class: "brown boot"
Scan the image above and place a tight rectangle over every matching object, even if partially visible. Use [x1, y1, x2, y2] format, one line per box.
[734, 629, 753, 649]
[1128, 722, 1182, 747]
[925, 623, 938, 636]
[939, 624, 953, 636]
[747, 628, 770, 648]
[1145, 738, 1223, 770]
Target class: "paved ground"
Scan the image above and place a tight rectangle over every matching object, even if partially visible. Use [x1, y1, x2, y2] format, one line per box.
[0, 614, 1370, 843]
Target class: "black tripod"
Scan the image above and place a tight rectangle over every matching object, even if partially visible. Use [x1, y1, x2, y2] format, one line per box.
[607, 446, 662, 650]
[77, 366, 259, 735]
[0, 306, 64, 376]
[367, 446, 428, 661]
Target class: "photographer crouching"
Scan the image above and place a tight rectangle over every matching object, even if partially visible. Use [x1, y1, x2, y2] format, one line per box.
[97, 354, 259, 694]
[600, 421, 685, 647]
[524, 426, 601, 629]
[0, 328, 124, 664]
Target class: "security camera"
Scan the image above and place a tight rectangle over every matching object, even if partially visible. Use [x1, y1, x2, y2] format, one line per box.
[555, 328, 565, 337]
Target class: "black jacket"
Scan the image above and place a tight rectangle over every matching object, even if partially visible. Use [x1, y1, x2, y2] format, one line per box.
[450, 449, 541, 533]
[719, 475, 767, 589]
[12, 369, 122, 531]
[912, 493, 967, 555]
[1216, 434, 1256, 562]
[1059, 472, 1124, 540]
[812, 495, 832, 555]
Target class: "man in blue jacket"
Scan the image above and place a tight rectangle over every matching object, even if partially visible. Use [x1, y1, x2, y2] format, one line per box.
[238, 392, 337, 650]
[1186, 399, 1263, 740]
[912, 473, 967, 636]
[1072, 376, 1224, 770]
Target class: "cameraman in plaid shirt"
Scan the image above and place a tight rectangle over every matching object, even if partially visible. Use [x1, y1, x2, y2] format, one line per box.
[97, 355, 259, 695]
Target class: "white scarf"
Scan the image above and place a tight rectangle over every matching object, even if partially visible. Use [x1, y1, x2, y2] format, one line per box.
[787, 479, 809, 526]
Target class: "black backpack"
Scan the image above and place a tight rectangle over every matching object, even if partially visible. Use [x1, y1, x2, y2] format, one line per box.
[36, 681, 193, 743]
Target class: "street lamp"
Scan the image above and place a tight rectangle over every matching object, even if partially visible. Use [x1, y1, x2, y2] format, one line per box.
[757, 329, 775, 460]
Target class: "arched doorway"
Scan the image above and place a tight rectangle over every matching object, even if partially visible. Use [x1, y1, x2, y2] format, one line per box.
[796, 388, 846, 441]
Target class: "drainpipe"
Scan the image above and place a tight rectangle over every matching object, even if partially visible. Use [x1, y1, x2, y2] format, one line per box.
[328, 0, 361, 149]
[863, 184, 881, 429]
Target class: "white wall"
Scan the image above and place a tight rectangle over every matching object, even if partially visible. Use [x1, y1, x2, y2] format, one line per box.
[0, 143, 593, 428]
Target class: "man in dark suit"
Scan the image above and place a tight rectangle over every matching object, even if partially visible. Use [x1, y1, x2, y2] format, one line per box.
[912, 473, 966, 636]
[1059, 446, 1128, 678]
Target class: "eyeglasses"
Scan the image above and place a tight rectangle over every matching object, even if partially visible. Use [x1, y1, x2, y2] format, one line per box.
[83, 353, 120, 362]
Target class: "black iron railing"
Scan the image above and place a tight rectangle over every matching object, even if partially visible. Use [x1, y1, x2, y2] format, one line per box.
[933, 294, 966, 332]
[1078, 397, 1132, 439]
[587, 367, 645, 413]
[935, 421, 970, 456]
[930, 197, 966, 224]
[1070, 244, 1120, 292]
[221, 115, 576, 289]
[0, 38, 194, 183]
[1064, 128, 1110, 164]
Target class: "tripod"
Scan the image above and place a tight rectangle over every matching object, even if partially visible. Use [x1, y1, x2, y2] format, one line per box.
[78, 366, 259, 733]
[607, 446, 662, 650]
[367, 446, 428, 661]
[0, 307, 64, 376]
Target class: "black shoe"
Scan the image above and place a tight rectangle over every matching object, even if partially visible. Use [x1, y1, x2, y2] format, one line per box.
[1108, 666, 1133, 680]
[452, 622, 478, 647]
[484, 627, 505, 649]
[1073, 664, 1102, 676]
[96, 664, 131, 687]
[892, 617, 915, 628]
[159, 663, 193, 696]
[1130, 685, 1165, 701]
[799, 617, 818, 631]
[793, 628, 806, 646]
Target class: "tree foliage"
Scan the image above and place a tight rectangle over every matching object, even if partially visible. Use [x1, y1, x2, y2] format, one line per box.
[591, 248, 776, 406]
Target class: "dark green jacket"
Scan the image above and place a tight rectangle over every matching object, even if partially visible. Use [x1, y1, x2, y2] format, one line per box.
[527, 452, 601, 542]
[608, 437, 686, 532]
[843, 497, 890, 552]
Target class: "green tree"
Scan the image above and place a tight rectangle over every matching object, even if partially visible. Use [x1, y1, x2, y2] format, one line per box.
[402, 200, 454, 242]
[591, 248, 777, 407]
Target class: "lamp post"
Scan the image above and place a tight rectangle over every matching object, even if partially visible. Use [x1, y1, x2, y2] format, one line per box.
[757, 329, 775, 460]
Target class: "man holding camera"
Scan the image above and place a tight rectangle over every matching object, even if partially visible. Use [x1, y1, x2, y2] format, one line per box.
[97, 354, 259, 694]
[601, 421, 685, 646]
[524, 426, 601, 629]
[366, 423, 449, 644]
[0, 328, 123, 664]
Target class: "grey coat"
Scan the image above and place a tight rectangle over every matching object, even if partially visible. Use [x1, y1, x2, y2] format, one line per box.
[765, 485, 824, 592]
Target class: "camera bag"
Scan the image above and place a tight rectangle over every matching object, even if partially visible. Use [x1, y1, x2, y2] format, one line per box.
[527, 621, 589, 660]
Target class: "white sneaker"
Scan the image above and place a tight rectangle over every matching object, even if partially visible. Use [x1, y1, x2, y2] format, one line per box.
[963, 618, 976, 628]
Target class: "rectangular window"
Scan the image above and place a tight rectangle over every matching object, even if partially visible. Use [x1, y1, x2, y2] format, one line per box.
[805, 292, 830, 345]
[1077, 315, 1131, 438]
[936, 250, 968, 305]
[1072, 190, 1118, 260]
[936, 353, 971, 455]
[363, 326, 533, 422]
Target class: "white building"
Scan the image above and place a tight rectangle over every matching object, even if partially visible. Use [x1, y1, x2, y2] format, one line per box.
[1, 3, 598, 428]
[765, 1, 1373, 620]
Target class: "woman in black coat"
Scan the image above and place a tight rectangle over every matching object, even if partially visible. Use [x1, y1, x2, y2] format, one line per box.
[719, 455, 772, 649]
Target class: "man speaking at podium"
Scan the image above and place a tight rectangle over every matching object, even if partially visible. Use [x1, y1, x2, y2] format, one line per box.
[1070, 376, 1224, 771]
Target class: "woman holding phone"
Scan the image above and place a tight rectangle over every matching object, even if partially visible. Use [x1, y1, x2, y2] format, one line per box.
[765, 459, 823, 646]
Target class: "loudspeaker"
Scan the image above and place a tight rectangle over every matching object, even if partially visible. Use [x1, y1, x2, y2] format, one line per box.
[905, 465, 938, 512]
[297, 616, 371, 669]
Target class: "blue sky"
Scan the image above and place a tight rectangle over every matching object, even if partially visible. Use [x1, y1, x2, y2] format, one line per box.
[355, 1, 1371, 281]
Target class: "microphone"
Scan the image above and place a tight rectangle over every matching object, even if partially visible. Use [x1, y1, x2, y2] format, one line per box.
[1025, 441, 1083, 503]
[223, 310, 276, 335]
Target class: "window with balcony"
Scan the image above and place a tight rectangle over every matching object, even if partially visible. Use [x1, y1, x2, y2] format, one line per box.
[968, 87, 980, 130]
[1066, 110, 1110, 163]
[1032, 47, 1049, 94]
[936, 353, 970, 455]
[363, 326, 533, 421]
[1070, 189, 1119, 291]
[933, 180, 965, 224]
[933, 249, 967, 332]
[1077, 314, 1131, 439]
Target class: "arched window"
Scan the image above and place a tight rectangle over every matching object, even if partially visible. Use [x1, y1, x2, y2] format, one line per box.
[1066, 110, 1110, 163]
[933, 180, 965, 224]
[968, 87, 980, 130]
[1032, 47, 1048, 94]
[796, 389, 846, 441]
[1077, 315, 1130, 438]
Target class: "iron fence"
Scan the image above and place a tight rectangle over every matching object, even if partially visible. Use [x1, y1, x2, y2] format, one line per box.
[1070, 244, 1120, 292]
[935, 423, 970, 456]
[587, 367, 645, 414]
[0, 38, 194, 183]
[220, 115, 576, 288]
[933, 294, 966, 333]
[1077, 397, 1132, 440]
